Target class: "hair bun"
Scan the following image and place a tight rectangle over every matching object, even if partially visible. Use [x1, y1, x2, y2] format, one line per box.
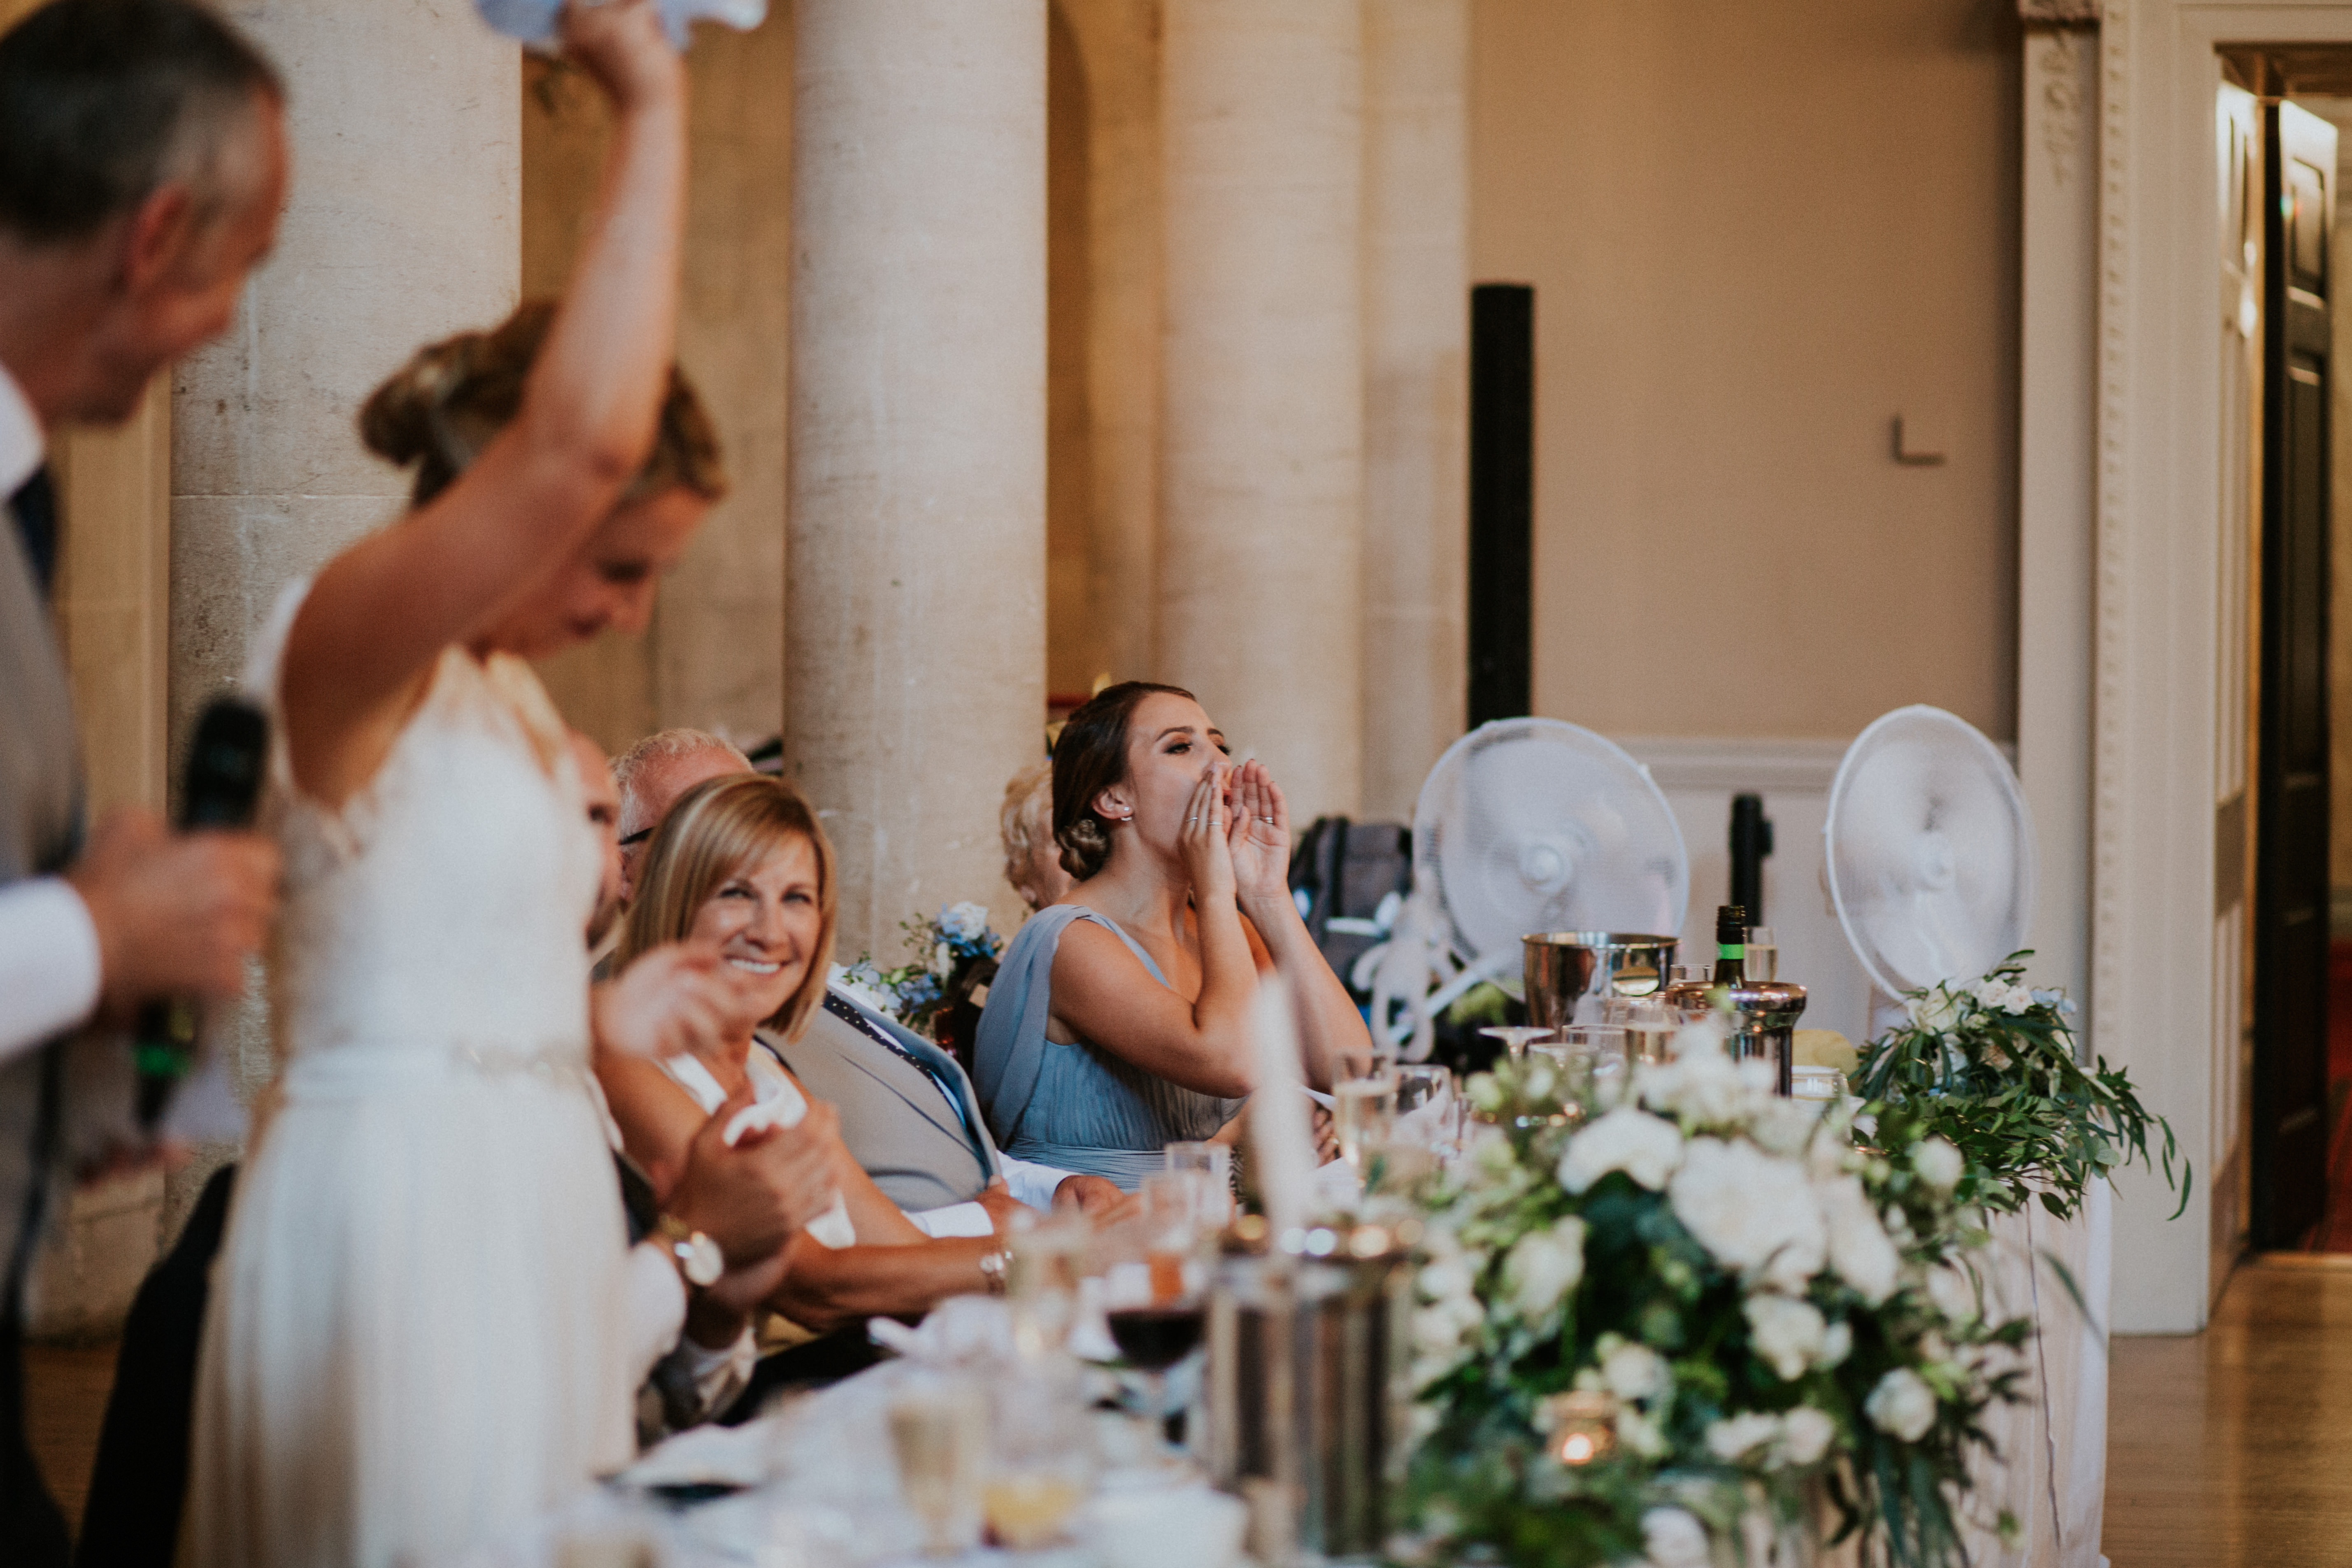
[358, 336, 470, 469]
[1058, 814, 1110, 881]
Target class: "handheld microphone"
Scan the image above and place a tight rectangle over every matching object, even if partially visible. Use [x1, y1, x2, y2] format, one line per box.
[133, 696, 270, 1128]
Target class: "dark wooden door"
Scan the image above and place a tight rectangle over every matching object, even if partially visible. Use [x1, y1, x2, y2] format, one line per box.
[2254, 100, 2336, 1247]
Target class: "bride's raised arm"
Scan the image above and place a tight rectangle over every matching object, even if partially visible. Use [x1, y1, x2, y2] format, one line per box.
[280, 0, 686, 807]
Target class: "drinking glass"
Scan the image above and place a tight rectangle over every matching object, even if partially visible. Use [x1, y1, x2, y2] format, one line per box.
[1005, 1206, 1090, 1355]
[1393, 1062, 1454, 1119]
[1744, 926, 1778, 982]
[889, 1374, 989, 1556]
[1604, 998, 1678, 1068]
[1163, 1141, 1235, 1229]
[1331, 1063, 1398, 1170]
[983, 1359, 1092, 1550]
[1577, 1028, 1631, 1108]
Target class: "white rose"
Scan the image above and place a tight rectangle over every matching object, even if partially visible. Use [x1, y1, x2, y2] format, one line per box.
[1705, 1410, 1782, 1463]
[1780, 1405, 1836, 1466]
[1750, 1097, 1822, 1159]
[1600, 1337, 1670, 1403]
[1865, 1367, 1938, 1442]
[1419, 1256, 1475, 1305]
[940, 901, 991, 942]
[1814, 1174, 1901, 1304]
[1640, 1507, 1712, 1568]
[1912, 1137, 1964, 1194]
[1817, 1320, 1853, 1369]
[1617, 1405, 1670, 1459]
[1640, 1039, 1756, 1127]
[1503, 1216, 1587, 1322]
[1907, 987, 1963, 1033]
[930, 940, 954, 977]
[1743, 1292, 1827, 1381]
[1669, 1138, 1825, 1292]
[1558, 1105, 1685, 1193]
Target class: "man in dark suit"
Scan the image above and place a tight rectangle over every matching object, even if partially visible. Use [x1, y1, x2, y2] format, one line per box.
[0, 5, 290, 1558]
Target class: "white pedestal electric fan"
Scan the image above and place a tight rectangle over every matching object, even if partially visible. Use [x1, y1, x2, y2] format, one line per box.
[1822, 704, 2037, 1034]
[1369, 718, 1689, 1057]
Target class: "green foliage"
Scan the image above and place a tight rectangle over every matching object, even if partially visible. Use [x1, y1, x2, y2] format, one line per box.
[1404, 1049, 2030, 1568]
[1852, 954, 2188, 1221]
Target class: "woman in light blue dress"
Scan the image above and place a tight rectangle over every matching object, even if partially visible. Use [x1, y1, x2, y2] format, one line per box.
[974, 683, 1372, 1189]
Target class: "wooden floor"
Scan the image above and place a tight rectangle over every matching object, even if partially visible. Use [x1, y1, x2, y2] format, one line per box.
[24, 1340, 116, 1535]
[2105, 1254, 2352, 1567]
[20, 1255, 2352, 1560]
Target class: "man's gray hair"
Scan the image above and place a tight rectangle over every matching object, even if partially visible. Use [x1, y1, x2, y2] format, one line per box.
[612, 728, 752, 811]
[0, 0, 282, 244]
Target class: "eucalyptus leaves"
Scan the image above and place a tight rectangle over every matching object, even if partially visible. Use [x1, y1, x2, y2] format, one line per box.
[1852, 954, 2188, 1221]
[1405, 1031, 2028, 1568]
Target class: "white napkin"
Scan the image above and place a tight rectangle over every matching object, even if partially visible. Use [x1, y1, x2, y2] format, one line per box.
[475, 0, 765, 52]
[616, 1419, 770, 1489]
[725, 1082, 856, 1249]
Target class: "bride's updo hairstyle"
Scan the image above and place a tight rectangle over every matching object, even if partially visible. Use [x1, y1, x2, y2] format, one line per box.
[1051, 680, 1198, 882]
[360, 299, 728, 508]
[615, 774, 838, 1044]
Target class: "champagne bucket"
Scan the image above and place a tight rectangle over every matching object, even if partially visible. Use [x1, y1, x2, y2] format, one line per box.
[1522, 932, 1680, 1031]
[1205, 1235, 1411, 1564]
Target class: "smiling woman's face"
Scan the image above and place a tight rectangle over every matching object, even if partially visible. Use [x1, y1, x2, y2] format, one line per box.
[1113, 691, 1229, 850]
[685, 832, 824, 1023]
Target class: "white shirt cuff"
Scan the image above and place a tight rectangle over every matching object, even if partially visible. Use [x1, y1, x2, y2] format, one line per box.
[623, 1238, 689, 1389]
[0, 879, 102, 1062]
[675, 1322, 756, 1418]
[1000, 1157, 1077, 1212]
[907, 1200, 997, 1238]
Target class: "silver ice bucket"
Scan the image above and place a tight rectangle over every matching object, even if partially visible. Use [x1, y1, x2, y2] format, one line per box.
[1205, 1224, 1411, 1565]
[1522, 931, 1679, 1031]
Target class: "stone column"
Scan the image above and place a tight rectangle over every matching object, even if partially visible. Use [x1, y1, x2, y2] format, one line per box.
[1361, 0, 1468, 822]
[167, 1, 518, 1226]
[787, 0, 1047, 956]
[1055, 0, 1162, 695]
[1158, 0, 1365, 823]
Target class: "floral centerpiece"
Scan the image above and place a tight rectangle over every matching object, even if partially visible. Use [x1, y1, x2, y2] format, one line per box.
[1852, 954, 2186, 1222]
[836, 900, 1003, 1039]
[1403, 1030, 2029, 1568]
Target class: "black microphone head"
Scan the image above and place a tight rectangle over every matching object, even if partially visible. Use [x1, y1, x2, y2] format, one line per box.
[181, 696, 270, 829]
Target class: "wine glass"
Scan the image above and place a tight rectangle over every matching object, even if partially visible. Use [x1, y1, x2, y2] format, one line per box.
[1101, 1177, 1209, 1452]
[1480, 1025, 1556, 1065]
[889, 1373, 989, 1556]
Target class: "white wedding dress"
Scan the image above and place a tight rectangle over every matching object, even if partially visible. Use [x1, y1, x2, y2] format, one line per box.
[188, 582, 636, 1568]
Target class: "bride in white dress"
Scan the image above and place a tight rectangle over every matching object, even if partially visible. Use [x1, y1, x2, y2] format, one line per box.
[185, 6, 818, 1563]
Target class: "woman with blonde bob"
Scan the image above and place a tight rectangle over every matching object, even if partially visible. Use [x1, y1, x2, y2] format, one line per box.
[598, 775, 1028, 1337]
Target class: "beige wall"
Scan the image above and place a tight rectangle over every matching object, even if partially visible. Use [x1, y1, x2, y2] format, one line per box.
[526, 19, 794, 758]
[1470, 0, 2022, 742]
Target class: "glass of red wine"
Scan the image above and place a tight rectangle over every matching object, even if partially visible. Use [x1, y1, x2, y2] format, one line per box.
[1100, 1175, 1210, 1449]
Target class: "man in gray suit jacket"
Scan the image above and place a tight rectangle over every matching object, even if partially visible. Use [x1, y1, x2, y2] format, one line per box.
[0, 5, 290, 1558]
